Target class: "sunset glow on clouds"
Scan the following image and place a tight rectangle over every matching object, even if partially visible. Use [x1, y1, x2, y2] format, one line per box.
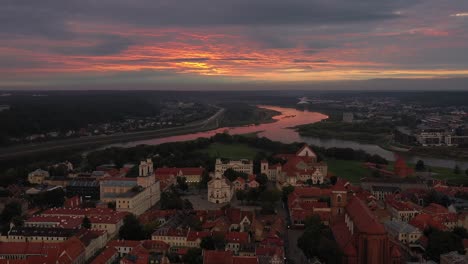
[1, 0, 468, 88]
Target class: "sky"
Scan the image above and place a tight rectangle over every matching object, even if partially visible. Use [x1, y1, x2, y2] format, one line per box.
[1, 0, 468, 89]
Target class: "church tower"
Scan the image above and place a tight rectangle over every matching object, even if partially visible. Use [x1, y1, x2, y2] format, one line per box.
[331, 183, 347, 218]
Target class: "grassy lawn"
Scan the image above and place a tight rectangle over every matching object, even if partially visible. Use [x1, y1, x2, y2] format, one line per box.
[327, 159, 370, 183]
[199, 143, 261, 159]
[428, 166, 468, 185]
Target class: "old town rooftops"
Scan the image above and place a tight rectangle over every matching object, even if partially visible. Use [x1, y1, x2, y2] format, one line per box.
[346, 196, 386, 235]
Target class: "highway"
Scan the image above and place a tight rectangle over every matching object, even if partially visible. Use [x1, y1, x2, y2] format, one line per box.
[0, 108, 225, 160]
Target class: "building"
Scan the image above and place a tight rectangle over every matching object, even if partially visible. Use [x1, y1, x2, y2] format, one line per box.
[1, 227, 77, 243]
[151, 228, 188, 250]
[203, 250, 264, 264]
[440, 251, 468, 264]
[225, 232, 250, 254]
[343, 112, 354, 123]
[207, 173, 234, 204]
[386, 199, 420, 222]
[262, 145, 327, 187]
[371, 186, 401, 201]
[331, 196, 402, 264]
[67, 178, 100, 200]
[384, 220, 422, 244]
[233, 177, 246, 191]
[215, 159, 253, 177]
[41, 208, 126, 237]
[155, 167, 205, 183]
[27, 169, 49, 185]
[100, 159, 161, 216]
[288, 187, 331, 227]
[0, 237, 86, 263]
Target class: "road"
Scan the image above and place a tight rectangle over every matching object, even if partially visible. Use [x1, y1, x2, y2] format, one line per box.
[0, 108, 225, 160]
[269, 182, 308, 264]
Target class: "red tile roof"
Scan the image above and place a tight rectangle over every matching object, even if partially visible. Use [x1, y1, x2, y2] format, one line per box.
[409, 213, 447, 231]
[346, 196, 386, 235]
[423, 203, 449, 215]
[90, 247, 118, 264]
[232, 256, 259, 264]
[108, 240, 141, 248]
[203, 250, 233, 264]
[225, 232, 249, 244]
[187, 231, 211, 241]
[255, 246, 284, 257]
[331, 221, 356, 257]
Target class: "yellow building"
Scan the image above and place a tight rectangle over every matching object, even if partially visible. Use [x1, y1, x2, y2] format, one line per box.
[27, 169, 49, 185]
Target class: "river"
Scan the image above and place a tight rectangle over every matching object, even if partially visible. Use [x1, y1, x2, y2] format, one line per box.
[108, 105, 468, 169]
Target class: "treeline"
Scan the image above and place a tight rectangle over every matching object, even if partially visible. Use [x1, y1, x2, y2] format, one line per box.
[0, 133, 389, 187]
[218, 102, 279, 126]
[85, 133, 388, 171]
[0, 93, 161, 139]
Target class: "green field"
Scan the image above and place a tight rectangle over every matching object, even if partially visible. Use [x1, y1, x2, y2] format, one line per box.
[327, 159, 371, 183]
[199, 143, 261, 159]
[426, 166, 468, 185]
[296, 121, 392, 144]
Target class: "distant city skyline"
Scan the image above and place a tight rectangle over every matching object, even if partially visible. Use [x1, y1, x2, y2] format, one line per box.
[1, 0, 468, 89]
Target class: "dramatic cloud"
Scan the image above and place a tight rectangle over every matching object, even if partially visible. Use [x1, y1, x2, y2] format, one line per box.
[1, 0, 468, 88]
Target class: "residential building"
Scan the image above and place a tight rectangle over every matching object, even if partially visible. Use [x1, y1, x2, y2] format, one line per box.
[386, 199, 420, 222]
[0, 237, 86, 263]
[384, 220, 422, 244]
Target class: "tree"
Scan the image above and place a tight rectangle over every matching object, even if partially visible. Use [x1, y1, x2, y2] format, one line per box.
[306, 179, 313, 186]
[297, 215, 322, 258]
[119, 214, 146, 240]
[246, 188, 260, 204]
[82, 216, 91, 229]
[453, 227, 468, 239]
[200, 236, 216, 250]
[236, 190, 245, 204]
[107, 202, 116, 210]
[198, 171, 211, 189]
[281, 185, 295, 202]
[0, 201, 22, 224]
[256, 173, 268, 186]
[415, 160, 426, 171]
[466, 168, 468, 177]
[183, 199, 193, 210]
[259, 190, 281, 214]
[224, 168, 248, 182]
[454, 165, 461, 174]
[183, 248, 203, 264]
[372, 170, 381, 178]
[426, 229, 464, 261]
[329, 175, 338, 185]
[177, 177, 189, 191]
[186, 214, 202, 231]
[143, 221, 160, 237]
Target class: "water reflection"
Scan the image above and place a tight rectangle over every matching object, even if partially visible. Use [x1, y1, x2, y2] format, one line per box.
[108, 105, 468, 169]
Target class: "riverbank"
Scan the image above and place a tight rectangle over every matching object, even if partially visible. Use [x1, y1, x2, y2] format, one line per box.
[219, 103, 281, 127]
[295, 120, 392, 144]
[408, 146, 468, 161]
[0, 108, 225, 160]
